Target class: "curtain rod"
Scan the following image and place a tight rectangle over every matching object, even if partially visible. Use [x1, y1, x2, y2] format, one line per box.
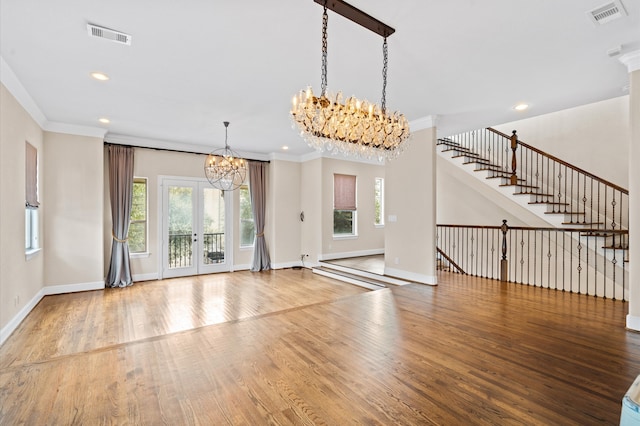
[103, 142, 270, 163]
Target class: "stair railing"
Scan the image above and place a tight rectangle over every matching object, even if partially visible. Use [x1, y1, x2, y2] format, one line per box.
[437, 222, 628, 300]
[438, 128, 629, 250]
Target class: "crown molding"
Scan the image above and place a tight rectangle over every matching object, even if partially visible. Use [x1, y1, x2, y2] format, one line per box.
[410, 115, 438, 132]
[44, 121, 107, 139]
[2, 55, 106, 139]
[1, 55, 47, 127]
[105, 133, 271, 162]
[269, 152, 304, 162]
[619, 50, 640, 73]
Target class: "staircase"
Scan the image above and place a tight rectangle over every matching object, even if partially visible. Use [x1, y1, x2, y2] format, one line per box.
[313, 258, 413, 290]
[436, 127, 629, 299]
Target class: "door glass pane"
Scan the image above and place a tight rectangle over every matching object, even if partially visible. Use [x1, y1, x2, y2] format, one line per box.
[168, 185, 193, 268]
[203, 187, 225, 264]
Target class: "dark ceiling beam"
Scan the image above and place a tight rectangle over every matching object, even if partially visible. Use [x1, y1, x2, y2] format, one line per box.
[313, 0, 395, 38]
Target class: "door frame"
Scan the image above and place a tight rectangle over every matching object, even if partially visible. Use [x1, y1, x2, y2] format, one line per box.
[157, 176, 234, 279]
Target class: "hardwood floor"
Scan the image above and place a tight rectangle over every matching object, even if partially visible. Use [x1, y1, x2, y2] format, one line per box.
[1, 268, 638, 424]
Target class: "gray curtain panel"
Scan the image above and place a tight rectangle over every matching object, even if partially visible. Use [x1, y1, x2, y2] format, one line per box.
[249, 161, 271, 272]
[106, 145, 134, 287]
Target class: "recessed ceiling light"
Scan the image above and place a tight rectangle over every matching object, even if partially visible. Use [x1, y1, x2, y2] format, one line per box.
[90, 72, 110, 81]
[282, 146, 289, 150]
[514, 103, 529, 111]
[99, 118, 110, 124]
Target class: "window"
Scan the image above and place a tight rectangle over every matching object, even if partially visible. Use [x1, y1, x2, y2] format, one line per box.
[333, 174, 357, 236]
[129, 178, 147, 253]
[239, 184, 255, 247]
[25, 142, 40, 254]
[25, 208, 39, 251]
[374, 177, 384, 226]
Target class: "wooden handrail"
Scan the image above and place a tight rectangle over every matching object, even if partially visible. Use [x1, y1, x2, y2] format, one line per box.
[438, 224, 628, 234]
[436, 247, 467, 275]
[486, 127, 628, 195]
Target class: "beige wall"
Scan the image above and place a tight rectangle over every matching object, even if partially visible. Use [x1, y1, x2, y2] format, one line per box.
[44, 132, 104, 286]
[268, 159, 302, 267]
[300, 158, 323, 264]
[320, 157, 385, 258]
[0, 84, 45, 331]
[385, 127, 437, 284]
[299, 156, 385, 264]
[437, 152, 550, 228]
[493, 95, 630, 188]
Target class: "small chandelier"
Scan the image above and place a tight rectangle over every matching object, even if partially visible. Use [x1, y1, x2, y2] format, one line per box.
[291, 0, 410, 162]
[204, 121, 247, 191]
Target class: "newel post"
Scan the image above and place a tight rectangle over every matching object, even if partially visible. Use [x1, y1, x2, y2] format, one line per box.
[510, 130, 518, 185]
[500, 219, 509, 282]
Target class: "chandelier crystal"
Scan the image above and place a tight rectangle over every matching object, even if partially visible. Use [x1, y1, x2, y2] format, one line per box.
[204, 121, 247, 191]
[291, 1, 410, 162]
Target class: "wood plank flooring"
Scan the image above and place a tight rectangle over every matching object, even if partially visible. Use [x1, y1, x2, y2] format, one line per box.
[1, 268, 639, 424]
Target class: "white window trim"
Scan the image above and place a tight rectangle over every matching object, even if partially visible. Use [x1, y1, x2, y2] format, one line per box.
[130, 252, 151, 259]
[130, 177, 148, 254]
[332, 209, 358, 238]
[25, 247, 42, 260]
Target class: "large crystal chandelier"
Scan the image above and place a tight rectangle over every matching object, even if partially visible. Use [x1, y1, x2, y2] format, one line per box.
[204, 121, 247, 191]
[291, 0, 410, 162]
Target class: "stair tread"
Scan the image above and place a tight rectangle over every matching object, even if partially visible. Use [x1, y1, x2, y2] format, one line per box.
[452, 153, 483, 159]
[463, 161, 499, 166]
[488, 177, 527, 182]
[528, 201, 570, 205]
[499, 184, 539, 189]
[514, 192, 554, 197]
[581, 231, 628, 235]
[545, 211, 585, 215]
[476, 167, 509, 172]
[442, 148, 472, 153]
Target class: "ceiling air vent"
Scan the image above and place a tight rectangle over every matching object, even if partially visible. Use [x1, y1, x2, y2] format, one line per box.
[87, 23, 132, 45]
[587, 0, 628, 26]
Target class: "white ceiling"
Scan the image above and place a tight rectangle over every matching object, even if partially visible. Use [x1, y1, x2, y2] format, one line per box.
[1, 0, 638, 159]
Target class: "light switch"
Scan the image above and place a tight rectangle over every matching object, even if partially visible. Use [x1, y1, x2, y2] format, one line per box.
[388, 214, 397, 222]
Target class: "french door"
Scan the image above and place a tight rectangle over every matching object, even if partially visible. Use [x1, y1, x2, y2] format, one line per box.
[161, 178, 232, 278]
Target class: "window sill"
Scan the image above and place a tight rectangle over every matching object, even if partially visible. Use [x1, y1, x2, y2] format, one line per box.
[240, 245, 255, 251]
[333, 234, 358, 240]
[25, 248, 42, 261]
[130, 252, 151, 259]
[374, 224, 385, 229]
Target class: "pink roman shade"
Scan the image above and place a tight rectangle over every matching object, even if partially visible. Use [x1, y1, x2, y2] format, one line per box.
[25, 142, 39, 208]
[334, 174, 356, 210]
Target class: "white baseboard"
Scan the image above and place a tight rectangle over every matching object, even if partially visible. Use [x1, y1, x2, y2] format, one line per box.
[272, 261, 304, 269]
[43, 281, 104, 295]
[627, 314, 640, 332]
[233, 263, 251, 271]
[0, 288, 44, 346]
[384, 267, 438, 286]
[132, 273, 158, 282]
[0, 280, 105, 346]
[319, 248, 384, 261]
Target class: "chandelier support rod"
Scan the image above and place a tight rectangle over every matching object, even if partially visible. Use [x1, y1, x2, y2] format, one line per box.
[313, 0, 395, 38]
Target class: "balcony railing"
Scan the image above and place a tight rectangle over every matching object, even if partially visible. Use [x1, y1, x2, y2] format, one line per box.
[168, 232, 224, 268]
